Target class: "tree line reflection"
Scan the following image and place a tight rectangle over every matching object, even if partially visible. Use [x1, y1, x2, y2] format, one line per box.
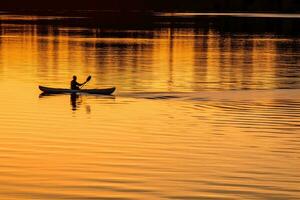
[0, 16, 299, 92]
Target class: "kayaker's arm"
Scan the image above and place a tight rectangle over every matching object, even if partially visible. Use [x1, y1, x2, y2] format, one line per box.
[71, 76, 90, 90]
[80, 81, 89, 86]
[76, 81, 86, 86]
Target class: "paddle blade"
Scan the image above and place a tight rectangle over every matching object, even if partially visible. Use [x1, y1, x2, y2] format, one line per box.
[86, 75, 92, 82]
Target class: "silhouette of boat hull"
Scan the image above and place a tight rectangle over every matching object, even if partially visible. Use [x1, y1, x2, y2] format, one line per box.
[39, 86, 116, 95]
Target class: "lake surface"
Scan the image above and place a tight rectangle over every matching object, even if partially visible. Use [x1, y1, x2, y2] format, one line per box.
[0, 13, 299, 199]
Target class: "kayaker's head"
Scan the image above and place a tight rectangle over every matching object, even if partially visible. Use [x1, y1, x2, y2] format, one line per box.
[73, 75, 77, 81]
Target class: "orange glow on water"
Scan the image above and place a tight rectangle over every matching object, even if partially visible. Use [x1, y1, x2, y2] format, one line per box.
[0, 15, 299, 199]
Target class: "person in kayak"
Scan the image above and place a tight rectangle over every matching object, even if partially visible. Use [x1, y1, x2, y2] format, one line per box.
[71, 75, 85, 90]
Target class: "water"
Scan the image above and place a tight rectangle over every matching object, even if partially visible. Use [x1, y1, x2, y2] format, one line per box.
[0, 13, 300, 199]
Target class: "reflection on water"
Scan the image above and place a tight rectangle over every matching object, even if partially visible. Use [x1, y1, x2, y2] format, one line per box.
[70, 93, 81, 111]
[0, 19, 299, 91]
[40, 93, 87, 112]
[39, 92, 116, 112]
[0, 14, 299, 199]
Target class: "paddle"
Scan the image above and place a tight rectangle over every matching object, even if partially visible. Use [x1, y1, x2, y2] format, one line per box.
[80, 75, 92, 89]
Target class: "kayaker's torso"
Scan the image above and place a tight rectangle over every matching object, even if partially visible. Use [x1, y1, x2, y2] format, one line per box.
[71, 80, 80, 90]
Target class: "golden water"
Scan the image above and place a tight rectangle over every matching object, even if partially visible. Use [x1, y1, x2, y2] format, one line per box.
[0, 14, 299, 199]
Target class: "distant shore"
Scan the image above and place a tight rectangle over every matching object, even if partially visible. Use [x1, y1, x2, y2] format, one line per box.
[0, 10, 299, 36]
[0, 0, 300, 13]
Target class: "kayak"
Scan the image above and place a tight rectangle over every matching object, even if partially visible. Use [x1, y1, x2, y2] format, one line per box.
[39, 86, 116, 95]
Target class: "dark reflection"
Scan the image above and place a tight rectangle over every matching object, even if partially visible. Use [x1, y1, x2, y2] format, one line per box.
[39, 93, 116, 112]
[38, 93, 83, 111]
[39, 92, 51, 98]
[2, 14, 300, 92]
[70, 93, 81, 111]
[274, 40, 300, 89]
[0, 11, 299, 35]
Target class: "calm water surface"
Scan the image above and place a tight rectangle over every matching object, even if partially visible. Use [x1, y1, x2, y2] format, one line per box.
[0, 13, 299, 199]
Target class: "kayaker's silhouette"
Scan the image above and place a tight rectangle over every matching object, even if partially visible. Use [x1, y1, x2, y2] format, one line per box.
[71, 75, 91, 90]
[71, 76, 83, 90]
[39, 75, 115, 95]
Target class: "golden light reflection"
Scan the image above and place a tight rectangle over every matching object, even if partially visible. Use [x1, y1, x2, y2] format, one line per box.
[0, 16, 299, 199]
[0, 22, 296, 92]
